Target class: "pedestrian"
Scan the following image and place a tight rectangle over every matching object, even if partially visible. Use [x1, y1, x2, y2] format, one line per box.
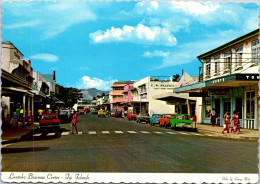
[192, 113, 197, 128]
[38, 108, 43, 120]
[12, 112, 18, 128]
[222, 111, 230, 134]
[16, 107, 20, 121]
[231, 110, 239, 134]
[20, 108, 25, 127]
[71, 111, 78, 134]
[6, 114, 11, 128]
[27, 110, 33, 125]
[210, 108, 216, 127]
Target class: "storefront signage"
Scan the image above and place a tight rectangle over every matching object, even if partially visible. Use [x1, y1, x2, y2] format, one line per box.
[208, 89, 229, 96]
[239, 74, 260, 80]
[211, 78, 225, 84]
[150, 83, 175, 89]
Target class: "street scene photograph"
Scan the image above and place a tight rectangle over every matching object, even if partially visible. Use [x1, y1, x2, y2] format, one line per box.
[1, 0, 259, 183]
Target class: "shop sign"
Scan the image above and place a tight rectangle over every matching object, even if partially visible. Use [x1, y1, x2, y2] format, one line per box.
[208, 89, 229, 96]
[238, 74, 260, 80]
[150, 83, 175, 89]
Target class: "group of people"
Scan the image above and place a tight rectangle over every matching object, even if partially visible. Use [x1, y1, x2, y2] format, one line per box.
[210, 109, 240, 134]
[5, 107, 34, 128]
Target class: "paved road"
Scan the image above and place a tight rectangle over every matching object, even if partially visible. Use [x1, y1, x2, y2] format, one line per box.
[1, 114, 258, 173]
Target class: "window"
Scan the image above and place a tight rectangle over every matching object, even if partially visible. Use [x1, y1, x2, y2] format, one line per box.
[251, 39, 259, 63]
[246, 91, 255, 119]
[205, 99, 211, 118]
[214, 55, 220, 74]
[114, 95, 123, 99]
[224, 51, 231, 70]
[235, 46, 243, 67]
[114, 87, 124, 90]
[205, 59, 211, 76]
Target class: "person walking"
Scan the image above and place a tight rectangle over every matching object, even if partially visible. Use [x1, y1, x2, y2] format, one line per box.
[210, 108, 216, 127]
[12, 112, 18, 128]
[222, 111, 230, 134]
[38, 108, 43, 120]
[231, 111, 239, 134]
[71, 111, 78, 134]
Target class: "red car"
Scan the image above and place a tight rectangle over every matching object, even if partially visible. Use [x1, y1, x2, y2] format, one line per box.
[39, 113, 60, 131]
[159, 114, 174, 128]
[127, 112, 137, 121]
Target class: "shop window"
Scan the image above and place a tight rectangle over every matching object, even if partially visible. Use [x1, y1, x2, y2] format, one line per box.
[214, 55, 220, 74]
[114, 87, 124, 90]
[235, 46, 243, 67]
[251, 39, 259, 63]
[246, 92, 255, 119]
[205, 59, 211, 77]
[205, 99, 211, 118]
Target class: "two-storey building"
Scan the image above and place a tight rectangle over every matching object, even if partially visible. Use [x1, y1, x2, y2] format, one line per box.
[174, 29, 259, 129]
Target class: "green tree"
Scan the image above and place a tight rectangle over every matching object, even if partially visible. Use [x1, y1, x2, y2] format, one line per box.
[56, 84, 83, 108]
[172, 74, 180, 81]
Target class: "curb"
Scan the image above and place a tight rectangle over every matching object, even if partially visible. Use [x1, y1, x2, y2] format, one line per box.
[197, 129, 258, 140]
[1, 127, 40, 145]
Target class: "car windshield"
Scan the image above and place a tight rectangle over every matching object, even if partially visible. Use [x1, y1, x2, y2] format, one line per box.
[42, 115, 57, 120]
[176, 115, 190, 120]
[153, 114, 162, 118]
[140, 113, 149, 116]
[59, 111, 68, 115]
[166, 114, 174, 118]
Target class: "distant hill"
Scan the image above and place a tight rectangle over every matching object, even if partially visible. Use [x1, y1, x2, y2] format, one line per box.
[80, 88, 109, 100]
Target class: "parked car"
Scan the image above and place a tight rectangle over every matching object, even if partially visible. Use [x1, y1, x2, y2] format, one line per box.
[127, 112, 137, 121]
[136, 113, 150, 123]
[58, 110, 72, 123]
[169, 114, 195, 130]
[150, 114, 163, 126]
[90, 110, 98, 115]
[115, 111, 123, 118]
[39, 113, 60, 131]
[98, 110, 106, 117]
[110, 109, 117, 117]
[159, 114, 175, 128]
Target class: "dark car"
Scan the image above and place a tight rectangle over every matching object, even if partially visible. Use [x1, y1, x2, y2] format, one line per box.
[39, 113, 60, 131]
[136, 113, 150, 123]
[58, 110, 72, 123]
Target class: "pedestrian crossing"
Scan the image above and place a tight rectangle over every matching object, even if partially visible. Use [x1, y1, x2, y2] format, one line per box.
[32, 131, 210, 137]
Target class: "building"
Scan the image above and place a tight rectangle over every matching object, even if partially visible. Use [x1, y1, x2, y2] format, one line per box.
[131, 76, 179, 115]
[1, 41, 34, 126]
[110, 81, 135, 112]
[174, 29, 259, 129]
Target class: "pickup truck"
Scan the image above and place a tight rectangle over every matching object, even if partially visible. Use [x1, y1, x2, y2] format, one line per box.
[159, 114, 175, 128]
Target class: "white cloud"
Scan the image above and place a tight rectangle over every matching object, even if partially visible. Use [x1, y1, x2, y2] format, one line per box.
[90, 24, 177, 46]
[4, 2, 96, 39]
[170, 1, 220, 15]
[76, 76, 117, 90]
[4, 20, 42, 29]
[143, 50, 170, 58]
[30, 54, 59, 62]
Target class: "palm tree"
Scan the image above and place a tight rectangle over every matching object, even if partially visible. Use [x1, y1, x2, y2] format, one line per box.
[172, 74, 180, 81]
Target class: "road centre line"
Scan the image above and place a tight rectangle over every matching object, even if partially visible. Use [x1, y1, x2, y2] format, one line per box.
[166, 132, 177, 134]
[47, 133, 56, 136]
[102, 131, 110, 134]
[33, 133, 42, 137]
[154, 131, 163, 134]
[140, 131, 150, 134]
[115, 131, 123, 134]
[61, 132, 69, 135]
[127, 131, 137, 134]
[88, 131, 96, 134]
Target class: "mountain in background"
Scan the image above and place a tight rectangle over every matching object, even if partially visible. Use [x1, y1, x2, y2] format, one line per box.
[80, 88, 110, 100]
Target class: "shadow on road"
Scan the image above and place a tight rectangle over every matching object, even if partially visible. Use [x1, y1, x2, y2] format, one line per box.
[1, 147, 49, 154]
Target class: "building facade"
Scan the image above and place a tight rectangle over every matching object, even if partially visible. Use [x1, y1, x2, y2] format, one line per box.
[174, 29, 259, 129]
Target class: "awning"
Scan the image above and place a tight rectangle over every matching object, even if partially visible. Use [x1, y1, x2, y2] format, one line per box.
[173, 82, 206, 93]
[153, 92, 196, 104]
[2, 87, 34, 96]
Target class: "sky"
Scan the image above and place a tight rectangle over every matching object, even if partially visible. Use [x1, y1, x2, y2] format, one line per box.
[2, 1, 259, 90]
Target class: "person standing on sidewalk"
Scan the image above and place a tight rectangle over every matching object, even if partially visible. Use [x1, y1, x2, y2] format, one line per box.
[210, 108, 216, 127]
[12, 112, 18, 128]
[222, 111, 230, 134]
[231, 111, 239, 134]
[71, 111, 78, 134]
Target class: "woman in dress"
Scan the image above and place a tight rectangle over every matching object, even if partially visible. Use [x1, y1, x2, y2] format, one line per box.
[71, 111, 78, 134]
[222, 111, 230, 134]
[210, 108, 216, 127]
[231, 111, 239, 134]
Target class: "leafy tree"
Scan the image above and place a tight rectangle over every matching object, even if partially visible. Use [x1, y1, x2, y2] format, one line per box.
[92, 97, 96, 100]
[56, 84, 83, 108]
[172, 74, 180, 81]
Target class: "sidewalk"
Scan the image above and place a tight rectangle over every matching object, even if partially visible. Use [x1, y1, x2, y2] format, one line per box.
[196, 123, 259, 140]
[1, 123, 39, 145]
